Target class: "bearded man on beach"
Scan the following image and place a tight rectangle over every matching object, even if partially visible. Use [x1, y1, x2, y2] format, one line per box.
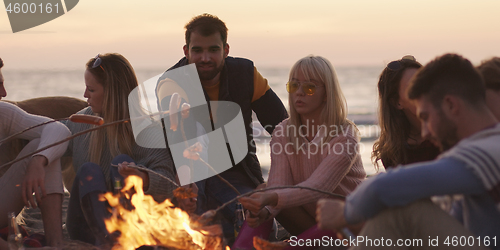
[0, 57, 70, 249]
[160, 13, 288, 244]
[316, 53, 500, 250]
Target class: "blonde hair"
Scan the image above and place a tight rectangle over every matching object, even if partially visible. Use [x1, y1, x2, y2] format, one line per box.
[287, 55, 352, 149]
[85, 53, 138, 164]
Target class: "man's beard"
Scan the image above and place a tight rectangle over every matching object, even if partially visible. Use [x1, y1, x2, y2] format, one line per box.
[196, 61, 224, 81]
[437, 115, 459, 152]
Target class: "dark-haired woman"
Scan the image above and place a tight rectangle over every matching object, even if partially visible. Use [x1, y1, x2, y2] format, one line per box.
[372, 55, 440, 169]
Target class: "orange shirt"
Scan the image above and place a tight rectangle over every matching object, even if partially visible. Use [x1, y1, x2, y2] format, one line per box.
[204, 67, 270, 102]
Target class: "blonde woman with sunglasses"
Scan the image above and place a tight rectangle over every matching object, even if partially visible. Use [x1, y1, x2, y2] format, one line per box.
[236, 55, 365, 248]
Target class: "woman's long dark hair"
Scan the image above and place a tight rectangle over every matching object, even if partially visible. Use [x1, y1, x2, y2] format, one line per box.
[372, 58, 422, 169]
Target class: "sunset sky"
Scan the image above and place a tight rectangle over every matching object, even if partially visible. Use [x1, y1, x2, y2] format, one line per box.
[1, 0, 500, 70]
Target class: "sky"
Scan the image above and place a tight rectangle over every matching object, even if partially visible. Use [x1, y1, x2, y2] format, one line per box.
[1, 0, 500, 70]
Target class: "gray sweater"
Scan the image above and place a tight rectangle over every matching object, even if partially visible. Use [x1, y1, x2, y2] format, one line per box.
[64, 107, 177, 201]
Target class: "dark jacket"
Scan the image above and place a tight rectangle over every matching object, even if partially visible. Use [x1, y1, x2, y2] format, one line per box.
[165, 56, 288, 186]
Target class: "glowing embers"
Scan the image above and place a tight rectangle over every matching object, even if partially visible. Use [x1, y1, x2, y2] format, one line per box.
[101, 176, 223, 250]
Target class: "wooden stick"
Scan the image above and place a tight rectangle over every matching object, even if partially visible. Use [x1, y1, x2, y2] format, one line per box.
[0, 118, 67, 145]
[0, 117, 130, 171]
[199, 158, 241, 195]
[112, 163, 179, 188]
[178, 107, 241, 196]
[213, 185, 345, 215]
[0, 110, 171, 171]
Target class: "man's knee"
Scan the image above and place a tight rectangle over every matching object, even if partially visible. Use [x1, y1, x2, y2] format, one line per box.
[111, 154, 134, 165]
[76, 162, 107, 192]
[360, 199, 439, 238]
[372, 199, 435, 222]
[77, 162, 101, 178]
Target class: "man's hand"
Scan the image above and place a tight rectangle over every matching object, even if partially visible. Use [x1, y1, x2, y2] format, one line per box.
[316, 199, 348, 231]
[118, 161, 149, 191]
[22, 155, 48, 208]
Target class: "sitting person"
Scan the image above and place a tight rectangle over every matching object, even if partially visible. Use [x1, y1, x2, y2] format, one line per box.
[164, 14, 288, 245]
[477, 57, 500, 120]
[64, 53, 178, 246]
[237, 55, 366, 249]
[0, 57, 70, 249]
[316, 54, 500, 250]
[372, 55, 440, 169]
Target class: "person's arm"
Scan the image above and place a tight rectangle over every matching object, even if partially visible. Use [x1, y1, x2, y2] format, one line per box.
[272, 132, 361, 211]
[266, 124, 295, 188]
[138, 147, 177, 200]
[344, 157, 485, 224]
[1, 102, 70, 163]
[239, 123, 291, 219]
[262, 124, 294, 216]
[250, 68, 288, 135]
[1, 102, 70, 207]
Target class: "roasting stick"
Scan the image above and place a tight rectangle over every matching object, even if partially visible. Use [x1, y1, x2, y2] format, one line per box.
[0, 118, 67, 145]
[200, 185, 355, 241]
[111, 163, 179, 188]
[199, 158, 241, 195]
[0, 115, 107, 146]
[171, 93, 242, 196]
[0, 111, 169, 171]
[213, 186, 345, 215]
[107, 161, 355, 238]
[0, 116, 117, 171]
[2, 98, 241, 197]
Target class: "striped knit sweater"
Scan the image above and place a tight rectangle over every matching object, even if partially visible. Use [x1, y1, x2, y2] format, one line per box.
[267, 119, 366, 217]
[64, 107, 177, 201]
[440, 123, 500, 212]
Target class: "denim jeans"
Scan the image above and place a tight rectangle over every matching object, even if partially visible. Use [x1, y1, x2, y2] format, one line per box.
[66, 154, 133, 244]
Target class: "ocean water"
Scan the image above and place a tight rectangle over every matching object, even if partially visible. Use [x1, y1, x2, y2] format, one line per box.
[3, 66, 384, 176]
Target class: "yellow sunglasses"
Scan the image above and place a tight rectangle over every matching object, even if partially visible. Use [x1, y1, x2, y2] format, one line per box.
[286, 81, 324, 96]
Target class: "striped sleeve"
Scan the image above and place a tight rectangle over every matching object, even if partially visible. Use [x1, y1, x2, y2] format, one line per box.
[447, 146, 500, 193]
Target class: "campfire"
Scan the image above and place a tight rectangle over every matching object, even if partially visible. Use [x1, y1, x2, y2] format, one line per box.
[100, 176, 227, 250]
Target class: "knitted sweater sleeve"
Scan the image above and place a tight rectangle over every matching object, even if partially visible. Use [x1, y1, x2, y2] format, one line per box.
[0, 101, 70, 165]
[268, 123, 361, 212]
[267, 124, 295, 187]
[140, 147, 177, 201]
[135, 124, 178, 201]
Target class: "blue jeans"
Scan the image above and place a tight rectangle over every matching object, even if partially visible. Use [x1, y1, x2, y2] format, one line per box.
[66, 154, 133, 244]
[196, 169, 255, 245]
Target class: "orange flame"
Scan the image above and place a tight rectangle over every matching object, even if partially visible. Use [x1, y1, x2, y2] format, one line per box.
[101, 175, 223, 250]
